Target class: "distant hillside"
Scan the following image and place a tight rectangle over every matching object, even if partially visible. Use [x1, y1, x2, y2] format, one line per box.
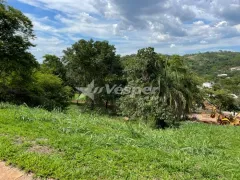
[184, 51, 240, 99]
[184, 51, 240, 78]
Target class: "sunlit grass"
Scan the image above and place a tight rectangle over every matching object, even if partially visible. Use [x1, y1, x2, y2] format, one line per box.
[0, 103, 239, 179]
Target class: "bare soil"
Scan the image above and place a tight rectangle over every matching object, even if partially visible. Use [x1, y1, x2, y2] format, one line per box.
[0, 162, 33, 180]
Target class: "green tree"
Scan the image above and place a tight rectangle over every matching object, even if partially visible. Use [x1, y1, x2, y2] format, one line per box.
[0, 1, 38, 102]
[41, 54, 66, 82]
[206, 88, 239, 112]
[63, 39, 123, 109]
[166, 55, 202, 117]
[118, 48, 200, 128]
[0, 1, 38, 80]
[30, 71, 73, 110]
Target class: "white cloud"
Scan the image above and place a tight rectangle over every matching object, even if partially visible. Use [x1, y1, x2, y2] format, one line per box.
[235, 24, 240, 32]
[18, 0, 101, 14]
[15, 0, 240, 60]
[193, 21, 205, 25]
[215, 21, 228, 28]
[200, 40, 208, 44]
[29, 36, 70, 62]
[157, 34, 170, 41]
[17, 0, 43, 8]
[123, 36, 129, 40]
[54, 14, 112, 38]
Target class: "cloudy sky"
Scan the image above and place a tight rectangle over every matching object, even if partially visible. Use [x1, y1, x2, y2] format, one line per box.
[8, 0, 240, 61]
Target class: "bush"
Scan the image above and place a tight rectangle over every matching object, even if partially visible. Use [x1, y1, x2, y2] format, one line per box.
[0, 71, 73, 111]
[30, 71, 73, 110]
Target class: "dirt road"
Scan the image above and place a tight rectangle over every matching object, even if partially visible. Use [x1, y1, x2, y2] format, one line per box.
[191, 113, 218, 124]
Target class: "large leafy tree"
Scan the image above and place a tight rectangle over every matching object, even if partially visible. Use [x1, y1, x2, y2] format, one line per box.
[0, 1, 38, 84]
[119, 48, 167, 125]
[0, 1, 38, 101]
[63, 39, 123, 108]
[166, 55, 201, 118]
[118, 48, 200, 128]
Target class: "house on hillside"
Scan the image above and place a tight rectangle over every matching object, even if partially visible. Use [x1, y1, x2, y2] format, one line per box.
[230, 67, 240, 71]
[217, 74, 228, 77]
[202, 82, 214, 88]
[230, 94, 239, 99]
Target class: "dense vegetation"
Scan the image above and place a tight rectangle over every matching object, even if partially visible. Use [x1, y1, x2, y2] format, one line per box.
[62, 39, 123, 109]
[119, 49, 200, 127]
[184, 51, 240, 111]
[0, 104, 240, 179]
[0, 2, 73, 110]
[184, 51, 240, 78]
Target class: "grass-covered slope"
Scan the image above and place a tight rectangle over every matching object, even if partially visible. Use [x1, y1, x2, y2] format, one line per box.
[184, 51, 240, 78]
[0, 103, 240, 179]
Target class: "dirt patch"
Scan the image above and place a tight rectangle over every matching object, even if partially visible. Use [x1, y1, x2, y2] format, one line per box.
[28, 145, 54, 154]
[14, 137, 26, 145]
[13, 137, 55, 155]
[190, 113, 218, 125]
[14, 137, 49, 145]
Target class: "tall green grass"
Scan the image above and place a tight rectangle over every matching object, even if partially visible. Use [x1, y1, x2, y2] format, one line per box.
[0, 103, 239, 179]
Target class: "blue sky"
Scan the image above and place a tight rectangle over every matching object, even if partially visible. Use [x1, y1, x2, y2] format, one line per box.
[8, 0, 240, 61]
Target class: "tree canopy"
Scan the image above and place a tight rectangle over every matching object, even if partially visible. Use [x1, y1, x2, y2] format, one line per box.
[0, 1, 38, 79]
[0, 2, 72, 110]
[118, 48, 201, 127]
[63, 39, 123, 108]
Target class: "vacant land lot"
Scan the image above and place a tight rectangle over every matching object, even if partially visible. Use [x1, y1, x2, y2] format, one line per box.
[0, 104, 240, 179]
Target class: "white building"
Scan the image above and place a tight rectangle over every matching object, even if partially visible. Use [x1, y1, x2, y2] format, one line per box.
[217, 74, 228, 77]
[230, 67, 240, 71]
[230, 94, 239, 99]
[202, 82, 214, 88]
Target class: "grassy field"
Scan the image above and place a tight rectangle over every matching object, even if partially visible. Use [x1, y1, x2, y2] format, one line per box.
[0, 103, 240, 180]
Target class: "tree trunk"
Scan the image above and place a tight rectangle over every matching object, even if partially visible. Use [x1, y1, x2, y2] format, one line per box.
[91, 99, 95, 110]
[105, 100, 108, 109]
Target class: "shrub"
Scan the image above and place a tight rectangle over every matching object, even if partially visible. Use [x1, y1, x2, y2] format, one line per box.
[30, 71, 73, 110]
